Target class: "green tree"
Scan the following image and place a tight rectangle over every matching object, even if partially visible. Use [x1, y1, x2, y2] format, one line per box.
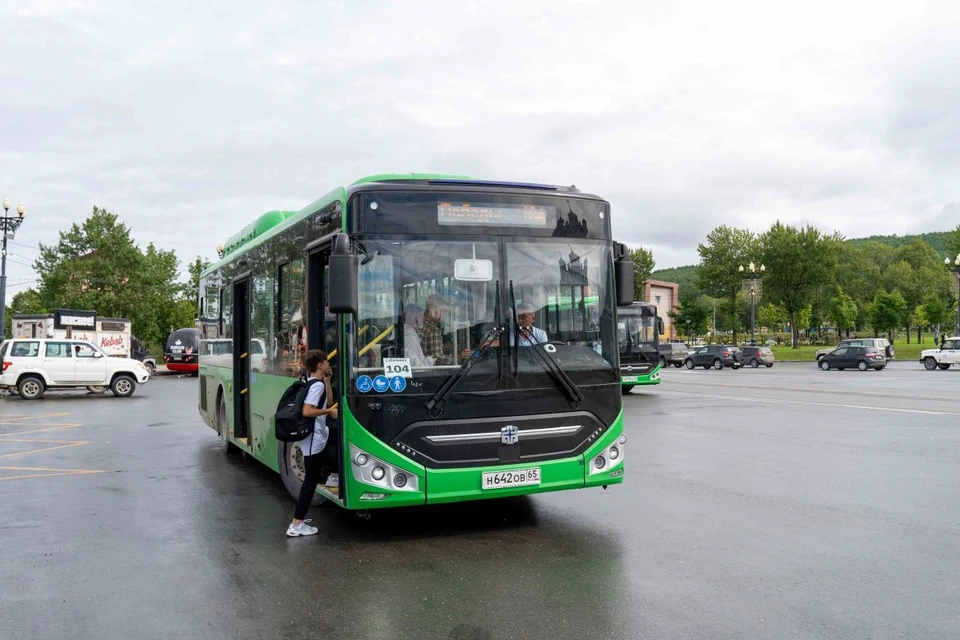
[828, 288, 858, 340]
[695, 226, 761, 346]
[33, 206, 196, 350]
[629, 246, 655, 302]
[669, 297, 710, 338]
[869, 290, 908, 338]
[947, 224, 960, 260]
[757, 302, 788, 333]
[4, 288, 48, 336]
[795, 304, 813, 339]
[761, 222, 836, 348]
[912, 304, 928, 343]
[921, 293, 952, 340]
[183, 256, 211, 303]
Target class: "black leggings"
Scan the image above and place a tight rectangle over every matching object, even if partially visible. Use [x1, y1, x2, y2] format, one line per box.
[294, 454, 330, 521]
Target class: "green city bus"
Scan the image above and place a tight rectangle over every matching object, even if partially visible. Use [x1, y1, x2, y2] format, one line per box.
[196, 174, 634, 510]
[618, 301, 664, 393]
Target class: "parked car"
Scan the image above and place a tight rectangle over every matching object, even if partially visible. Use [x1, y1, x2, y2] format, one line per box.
[741, 346, 775, 368]
[684, 344, 743, 370]
[657, 342, 689, 368]
[816, 338, 894, 361]
[818, 345, 886, 371]
[0, 338, 150, 399]
[919, 336, 960, 370]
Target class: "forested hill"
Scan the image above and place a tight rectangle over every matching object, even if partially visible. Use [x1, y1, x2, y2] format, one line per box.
[845, 231, 952, 254]
[649, 231, 956, 300]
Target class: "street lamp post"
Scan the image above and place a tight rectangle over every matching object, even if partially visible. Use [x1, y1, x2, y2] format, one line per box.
[0, 199, 27, 342]
[739, 261, 765, 346]
[946, 253, 960, 336]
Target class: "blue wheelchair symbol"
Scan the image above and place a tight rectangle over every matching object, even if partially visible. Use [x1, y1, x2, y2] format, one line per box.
[356, 375, 374, 393]
[373, 375, 390, 393]
[389, 376, 407, 392]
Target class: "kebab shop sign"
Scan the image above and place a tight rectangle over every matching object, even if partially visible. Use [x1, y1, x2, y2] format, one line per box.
[98, 333, 128, 356]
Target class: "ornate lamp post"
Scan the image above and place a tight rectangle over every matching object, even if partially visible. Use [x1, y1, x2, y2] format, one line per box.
[946, 253, 960, 336]
[739, 261, 765, 346]
[0, 198, 27, 341]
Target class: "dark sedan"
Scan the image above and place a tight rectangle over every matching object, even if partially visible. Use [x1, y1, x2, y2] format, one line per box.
[684, 345, 742, 370]
[818, 346, 886, 371]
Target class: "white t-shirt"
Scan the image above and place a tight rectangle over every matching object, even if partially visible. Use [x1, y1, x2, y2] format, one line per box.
[510, 326, 549, 347]
[297, 379, 328, 456]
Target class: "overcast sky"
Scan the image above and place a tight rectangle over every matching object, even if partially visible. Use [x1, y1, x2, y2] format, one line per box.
[2, 0, 959, 295]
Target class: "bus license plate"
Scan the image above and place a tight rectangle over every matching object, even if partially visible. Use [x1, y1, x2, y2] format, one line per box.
[481, 468, 541, 490]
[622, 376, 639, 383]
[173, 356, 183, 361]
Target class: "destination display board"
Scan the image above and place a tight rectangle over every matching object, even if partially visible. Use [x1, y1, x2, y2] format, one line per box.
[437, 202, 553, 228]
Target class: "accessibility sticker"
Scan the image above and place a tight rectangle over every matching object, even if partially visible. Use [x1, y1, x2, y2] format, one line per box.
[389, 376, 407, 392]
[372, 375, 390, 393]
[357, 375, 374, 393]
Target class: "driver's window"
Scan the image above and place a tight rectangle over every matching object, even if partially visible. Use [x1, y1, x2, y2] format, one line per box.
[697, 347, 708, 354]
[833, 348, 847, 356]
[75, 343, 99, 358]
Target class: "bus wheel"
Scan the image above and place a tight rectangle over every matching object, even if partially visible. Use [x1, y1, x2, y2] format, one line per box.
[621, 385, 634, 395]
[217, 395, 239, 454]
[279, 442, 326, 506]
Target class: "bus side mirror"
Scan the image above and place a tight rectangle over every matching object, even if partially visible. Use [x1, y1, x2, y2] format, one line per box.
[657, 316, 665, 336]
[328, 234, 359, 315]
[613, 242, 634, 307]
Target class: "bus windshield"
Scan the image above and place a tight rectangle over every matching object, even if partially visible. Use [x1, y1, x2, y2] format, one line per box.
[353, 237, 616, 388]
[618, 306, 658, 357]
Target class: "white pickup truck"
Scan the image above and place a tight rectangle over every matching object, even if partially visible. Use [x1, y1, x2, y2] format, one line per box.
[0, 338, 150, 399]
[920, 337, 960, 370]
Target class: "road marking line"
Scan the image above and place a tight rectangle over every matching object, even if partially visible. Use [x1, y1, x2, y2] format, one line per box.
[0, 412, 71, 423]
[0, 424, 84, 437]
[0, 466, 106, 481]
[665, 378, 956, 403]
[655, 389, 960, 416]
[0, 442, 92, 459]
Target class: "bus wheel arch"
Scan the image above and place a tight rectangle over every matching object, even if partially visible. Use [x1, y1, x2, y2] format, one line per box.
[278, 442, 326, 507]
[216, 389, 239, 454]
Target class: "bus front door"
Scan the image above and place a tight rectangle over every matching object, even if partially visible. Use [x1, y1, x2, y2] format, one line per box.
[232, 277, 252, 442]
[308, 246, 343, 503]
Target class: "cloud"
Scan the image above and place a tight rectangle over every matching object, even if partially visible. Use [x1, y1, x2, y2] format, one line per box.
[1, 0, 960, 301]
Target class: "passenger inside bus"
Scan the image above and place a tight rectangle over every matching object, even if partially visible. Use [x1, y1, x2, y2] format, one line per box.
[416, 294, 471, 365]
[402, 303, 432, 366]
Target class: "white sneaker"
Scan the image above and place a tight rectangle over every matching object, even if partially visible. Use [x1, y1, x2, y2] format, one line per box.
[286, 519, 318, 537]
[325, 473, 339, 488]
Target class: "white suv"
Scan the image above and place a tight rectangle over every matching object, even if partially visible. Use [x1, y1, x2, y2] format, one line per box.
[0, 338, 150, 400]
[920, 337, 960, 371]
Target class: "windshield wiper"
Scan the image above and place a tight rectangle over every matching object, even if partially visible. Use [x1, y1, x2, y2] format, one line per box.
[425, 282, 503, 419]
[508, 281, 584, 409]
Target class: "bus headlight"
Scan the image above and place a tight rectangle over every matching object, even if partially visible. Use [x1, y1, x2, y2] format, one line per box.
[589, 434, 625, 476]
[350, 445, 419, 492]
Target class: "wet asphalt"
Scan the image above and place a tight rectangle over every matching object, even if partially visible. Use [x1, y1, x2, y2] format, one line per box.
[1, 363, 958, 640]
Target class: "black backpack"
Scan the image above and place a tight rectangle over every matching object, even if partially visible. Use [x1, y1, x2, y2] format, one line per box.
[274, 377, 321, 442]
